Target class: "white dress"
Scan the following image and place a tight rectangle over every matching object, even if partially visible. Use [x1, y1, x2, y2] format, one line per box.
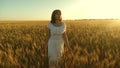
[47, 22, 66, 60]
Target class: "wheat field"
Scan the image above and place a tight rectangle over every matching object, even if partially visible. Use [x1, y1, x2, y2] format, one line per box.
[0, 20, 120, 68]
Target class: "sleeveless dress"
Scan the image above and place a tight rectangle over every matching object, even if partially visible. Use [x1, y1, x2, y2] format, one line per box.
[47, 22, 66, 60]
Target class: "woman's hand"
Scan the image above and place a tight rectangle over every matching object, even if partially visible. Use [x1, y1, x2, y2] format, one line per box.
[65, 44, 73, 55]
[68, 46, 73, 55]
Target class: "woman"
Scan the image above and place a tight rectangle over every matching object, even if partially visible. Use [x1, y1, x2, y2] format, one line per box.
[45, 9, 71, 68]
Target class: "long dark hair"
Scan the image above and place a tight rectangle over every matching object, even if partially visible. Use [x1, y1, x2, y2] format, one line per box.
[50, 9, 62, 24]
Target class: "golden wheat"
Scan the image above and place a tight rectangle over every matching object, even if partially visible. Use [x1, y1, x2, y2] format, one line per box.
[0, 20, 120, 68]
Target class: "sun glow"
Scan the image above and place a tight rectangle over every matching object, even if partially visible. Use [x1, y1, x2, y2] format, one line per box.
[62, 0, 120, 20]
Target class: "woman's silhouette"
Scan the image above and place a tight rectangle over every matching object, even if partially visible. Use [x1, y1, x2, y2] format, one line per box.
[46, 9, 71, 68]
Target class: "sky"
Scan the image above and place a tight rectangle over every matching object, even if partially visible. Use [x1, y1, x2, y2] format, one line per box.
[0, 0, 120, 20]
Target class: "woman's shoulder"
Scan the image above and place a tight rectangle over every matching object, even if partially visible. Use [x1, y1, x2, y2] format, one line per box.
[62, 22, 65, 24]
[48, 22, 51, 25]
[62, 22, 66, 27]
[47, 22, 52, 29]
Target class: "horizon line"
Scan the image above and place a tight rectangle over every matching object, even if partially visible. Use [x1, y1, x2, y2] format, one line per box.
[0, 18, 120, 21]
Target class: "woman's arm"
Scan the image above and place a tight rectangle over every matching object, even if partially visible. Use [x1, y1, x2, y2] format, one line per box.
[63, 32, 71, 51]
[45, 26, 50, 48]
